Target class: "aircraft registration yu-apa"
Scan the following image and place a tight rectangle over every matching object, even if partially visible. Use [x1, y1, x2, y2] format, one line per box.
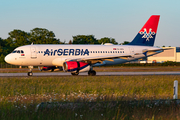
[5, 15, 164, 76]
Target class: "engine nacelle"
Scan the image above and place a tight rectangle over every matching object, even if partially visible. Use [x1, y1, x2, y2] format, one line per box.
[63, 61, 90, 73]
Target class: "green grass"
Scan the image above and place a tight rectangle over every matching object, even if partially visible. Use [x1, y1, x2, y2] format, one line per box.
[0, 76, 179, 99]
[0, 76, 180, 119]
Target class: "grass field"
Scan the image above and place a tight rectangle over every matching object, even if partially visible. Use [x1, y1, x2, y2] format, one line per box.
[0, 75, 180, 119]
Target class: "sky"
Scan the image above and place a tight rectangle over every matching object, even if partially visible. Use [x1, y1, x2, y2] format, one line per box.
[0, 0, 180, 47]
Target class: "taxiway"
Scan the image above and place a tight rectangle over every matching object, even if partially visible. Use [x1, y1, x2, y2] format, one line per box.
[1, 71, 180, 77]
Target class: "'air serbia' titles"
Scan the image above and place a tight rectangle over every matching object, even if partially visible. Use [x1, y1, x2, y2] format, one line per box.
[44, 49, 89, 56]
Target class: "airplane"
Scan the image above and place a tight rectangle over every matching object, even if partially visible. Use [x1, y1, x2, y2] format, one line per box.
[5, 15, 165, 76]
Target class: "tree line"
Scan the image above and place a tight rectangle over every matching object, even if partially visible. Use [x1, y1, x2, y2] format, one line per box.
[0, 28, 129, 63]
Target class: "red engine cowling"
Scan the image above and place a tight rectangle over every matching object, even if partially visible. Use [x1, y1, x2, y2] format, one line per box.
[63, 61, 90, 73]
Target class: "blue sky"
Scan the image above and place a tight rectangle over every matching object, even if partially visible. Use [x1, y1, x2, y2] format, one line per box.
[0, 0, 180, 47]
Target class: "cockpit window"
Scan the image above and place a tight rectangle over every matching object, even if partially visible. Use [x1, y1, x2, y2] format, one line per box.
[12, 50, 24, 53]
[12, 50, 17, 53]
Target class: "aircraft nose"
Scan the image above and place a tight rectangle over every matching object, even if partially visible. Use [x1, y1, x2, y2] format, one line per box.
[4, 54, 11, 64]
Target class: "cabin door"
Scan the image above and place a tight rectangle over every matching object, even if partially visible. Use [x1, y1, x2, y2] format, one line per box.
[30, 47, 37, 59]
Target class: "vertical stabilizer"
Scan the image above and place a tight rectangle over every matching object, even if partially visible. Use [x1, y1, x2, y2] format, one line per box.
[128, 15, 160, 46]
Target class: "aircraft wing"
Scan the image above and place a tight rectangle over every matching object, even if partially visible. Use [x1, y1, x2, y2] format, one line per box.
[66, 54, 132, 64]
[143, 48, 172, 53]
[65, 48, 172, 63]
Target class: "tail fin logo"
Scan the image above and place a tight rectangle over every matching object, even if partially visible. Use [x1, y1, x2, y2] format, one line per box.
[140, 28, 155, 41]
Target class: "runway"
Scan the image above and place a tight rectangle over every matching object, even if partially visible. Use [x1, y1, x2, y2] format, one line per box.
[1, 71, 180, 77]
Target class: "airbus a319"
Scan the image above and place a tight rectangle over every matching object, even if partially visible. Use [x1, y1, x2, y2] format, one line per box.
[5, 15, 165, 76]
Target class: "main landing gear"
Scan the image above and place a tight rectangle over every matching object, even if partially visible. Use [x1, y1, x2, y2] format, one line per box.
[28, 66, 33, 76]
[88, 70, 96, 76]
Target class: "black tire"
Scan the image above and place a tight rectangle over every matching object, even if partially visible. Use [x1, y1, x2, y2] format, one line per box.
[92, 70, 96, 76]
[71, 72, 79, 76]
[88, 70, 96, 76]
[51, 68, 54, 72]
[28, 72, 33, 76]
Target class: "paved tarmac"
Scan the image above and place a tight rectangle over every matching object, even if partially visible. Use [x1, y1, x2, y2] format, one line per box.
[1, 71, 180, 77]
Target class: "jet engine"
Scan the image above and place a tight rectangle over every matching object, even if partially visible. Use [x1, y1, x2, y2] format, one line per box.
[63, 61, 91, 73]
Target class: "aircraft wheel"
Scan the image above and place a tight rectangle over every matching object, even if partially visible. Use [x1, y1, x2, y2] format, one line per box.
[71, 72, 79, 76]
[51, 68, 54, 72]
[28, 72, 33, 76]
[88, 70, 96, 76]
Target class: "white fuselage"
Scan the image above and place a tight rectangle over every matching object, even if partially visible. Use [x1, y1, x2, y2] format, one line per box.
[5, 44, 161, 67]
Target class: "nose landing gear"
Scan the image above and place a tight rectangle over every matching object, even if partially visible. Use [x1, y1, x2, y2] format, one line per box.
[28, 66, 33, 76]
[28, 72, 33, 76]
